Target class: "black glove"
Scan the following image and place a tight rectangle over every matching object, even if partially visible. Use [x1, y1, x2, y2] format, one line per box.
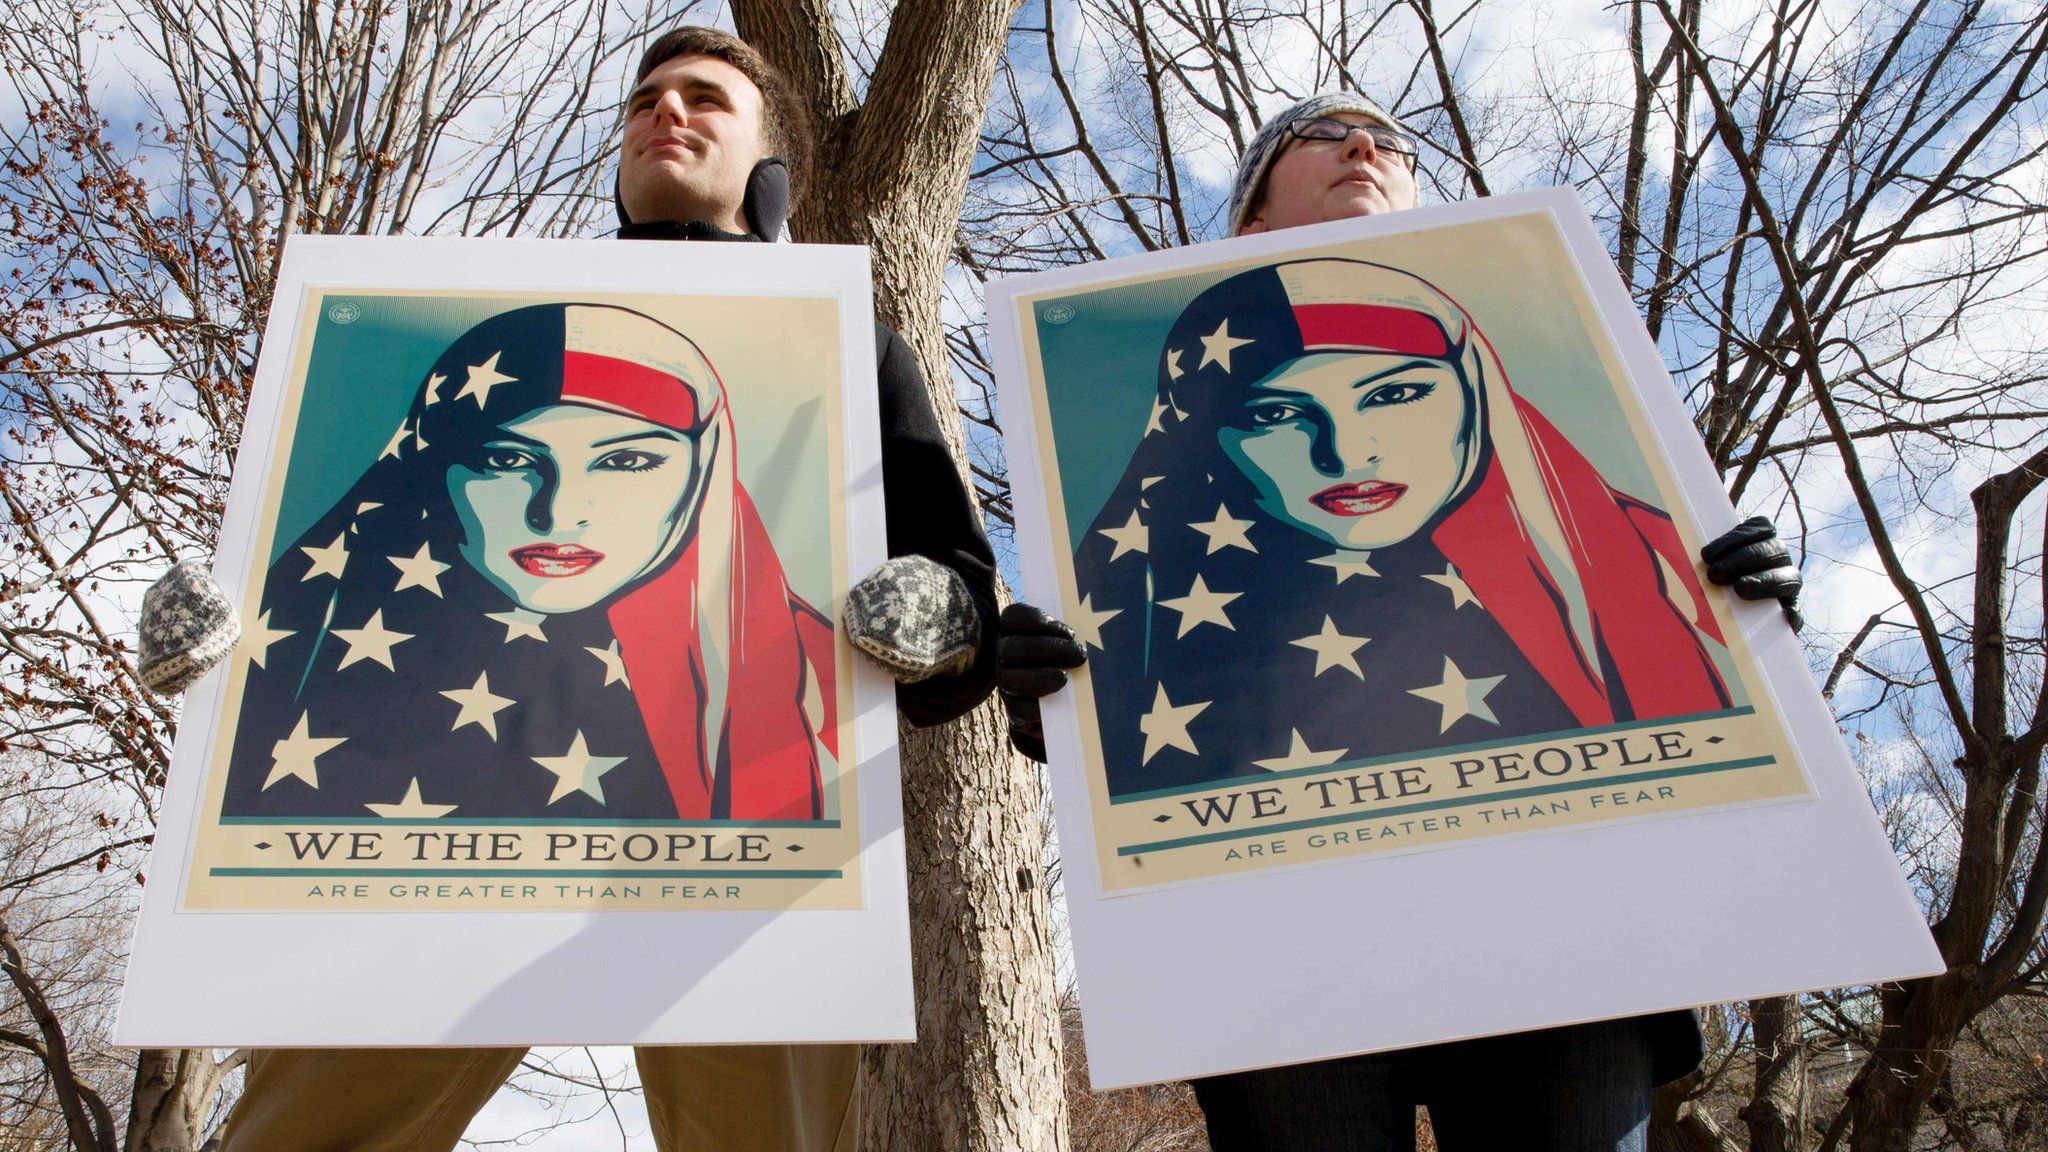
[998, 603, 1087, 763]
[1700, 515, 1802, 630]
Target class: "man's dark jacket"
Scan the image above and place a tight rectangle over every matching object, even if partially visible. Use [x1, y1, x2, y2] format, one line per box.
[617, 194, 999, 726]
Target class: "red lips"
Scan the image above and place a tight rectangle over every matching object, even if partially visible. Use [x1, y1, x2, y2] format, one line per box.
[1310, 481, 1406, 517]
[510, 544, 605, 578]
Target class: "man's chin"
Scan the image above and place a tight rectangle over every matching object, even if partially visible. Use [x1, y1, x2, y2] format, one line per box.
[620, 173, 728, 225]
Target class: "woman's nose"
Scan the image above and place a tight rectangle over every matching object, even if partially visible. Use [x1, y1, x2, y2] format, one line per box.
[1314, 419, 1381, 477]
[524, 473, 554, 533]
[522, 468, 593, 534]
[551, 474, 598, 531]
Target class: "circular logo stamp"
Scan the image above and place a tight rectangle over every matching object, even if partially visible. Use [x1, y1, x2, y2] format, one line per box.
[1042, 303, 1076, 325]
[327, 301, 362, 325]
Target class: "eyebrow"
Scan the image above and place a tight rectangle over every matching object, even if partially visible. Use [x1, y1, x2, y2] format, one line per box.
[591, 429, 686, 447]
[483, 431, 547, 449]
[1248, 357, 1439, 395]
[1349, 359, 1440, 389]
[628, 75, 733, 107]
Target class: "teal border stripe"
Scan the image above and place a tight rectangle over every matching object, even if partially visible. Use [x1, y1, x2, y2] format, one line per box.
[1109, 706, 1757, 804]
[210, 868, 844, 879]
[1116, 755, 1777, 856]
[218, 818, 841, 828]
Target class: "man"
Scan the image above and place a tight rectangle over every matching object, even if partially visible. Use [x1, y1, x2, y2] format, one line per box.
[138, 27, 1007, 1152]
[1154, 92, 1800, 1152]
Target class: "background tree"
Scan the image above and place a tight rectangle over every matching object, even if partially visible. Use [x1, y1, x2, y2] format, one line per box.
[730, 2, 1069, 1149]
[1, 0, 647, 1145]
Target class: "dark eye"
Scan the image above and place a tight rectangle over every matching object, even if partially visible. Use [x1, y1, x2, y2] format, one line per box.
[479, 447, 537, 472]
[1359, 381, 1435, 408]
[596, 449, 667, 473]
[1370, 128, 1417, 156]
[1246, 402, 1307, 427]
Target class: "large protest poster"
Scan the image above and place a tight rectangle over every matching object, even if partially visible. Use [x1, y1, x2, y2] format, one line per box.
[990, 189, 1941, 1087]
[118, 237, 912, 1046]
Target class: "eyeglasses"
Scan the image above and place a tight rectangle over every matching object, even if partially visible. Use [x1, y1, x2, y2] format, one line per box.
[1285, 117, 1419, 167]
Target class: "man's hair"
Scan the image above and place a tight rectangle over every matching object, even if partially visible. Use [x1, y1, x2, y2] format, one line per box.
[633, 27, 816, 206]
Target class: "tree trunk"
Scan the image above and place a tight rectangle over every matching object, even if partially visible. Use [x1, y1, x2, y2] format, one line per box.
[1649, 1070, 1743, 1152]
[861, 716, 1066, 1151]
[1743, 996, 1806, 1152]
[126, 1048, 227, 1152]
[1841, 975, 1973, 1152]
[732, 2, 1068, 1148]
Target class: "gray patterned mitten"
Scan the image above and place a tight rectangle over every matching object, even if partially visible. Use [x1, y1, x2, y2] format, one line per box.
[138, 560, 240, 695]
[843, 555, 982, 684]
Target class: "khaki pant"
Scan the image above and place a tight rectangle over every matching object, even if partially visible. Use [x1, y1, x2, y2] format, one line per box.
[218, 1045, 858, 1152]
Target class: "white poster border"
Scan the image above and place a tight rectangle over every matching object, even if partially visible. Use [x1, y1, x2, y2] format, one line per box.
[988, 188, 1941, 1088]
[117, 236, 913, 1047]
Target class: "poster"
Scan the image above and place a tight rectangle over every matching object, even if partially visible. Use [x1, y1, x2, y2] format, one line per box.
[1012, 209, 1816, 893]
[990, 189, 1941, 1086]
[118, 237, 913, 1046]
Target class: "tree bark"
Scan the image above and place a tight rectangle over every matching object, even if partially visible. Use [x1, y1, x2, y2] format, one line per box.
[1649, 1070, 1743, 1152]
[1838, 977, 1972, 1152]
[1742, 996, 1805, 1152]
[732, 3, 1068, 1149]
[126, 1048, 233, 1152]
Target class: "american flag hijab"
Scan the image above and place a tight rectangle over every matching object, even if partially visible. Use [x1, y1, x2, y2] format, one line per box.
[222, 303, 836, 822]
[1075, 259, 1733, 799]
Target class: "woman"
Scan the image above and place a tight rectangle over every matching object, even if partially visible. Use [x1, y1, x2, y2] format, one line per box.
[220, 302, 836, 821]
[1076, 258, 1735, 797]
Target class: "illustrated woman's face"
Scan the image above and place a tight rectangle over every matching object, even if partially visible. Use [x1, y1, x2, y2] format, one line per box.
[449, 404, 703, 613]
[1219, 352, 1473, 550]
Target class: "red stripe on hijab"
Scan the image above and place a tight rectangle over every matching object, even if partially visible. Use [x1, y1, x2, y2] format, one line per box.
[561, 351, 700, 431]
[1292, 304, 1449, 357]
[718, 488, 827, 820]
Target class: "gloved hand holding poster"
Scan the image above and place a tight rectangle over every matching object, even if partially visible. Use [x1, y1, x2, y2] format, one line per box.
[118, 236, 912, 1047]
[988, 188, 1941, 1088]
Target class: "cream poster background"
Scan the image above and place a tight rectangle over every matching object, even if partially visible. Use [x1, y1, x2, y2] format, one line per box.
[1010, 210, 1811, 894]
[119, 237, 916, 1047]
[186, 287, 861, 914]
